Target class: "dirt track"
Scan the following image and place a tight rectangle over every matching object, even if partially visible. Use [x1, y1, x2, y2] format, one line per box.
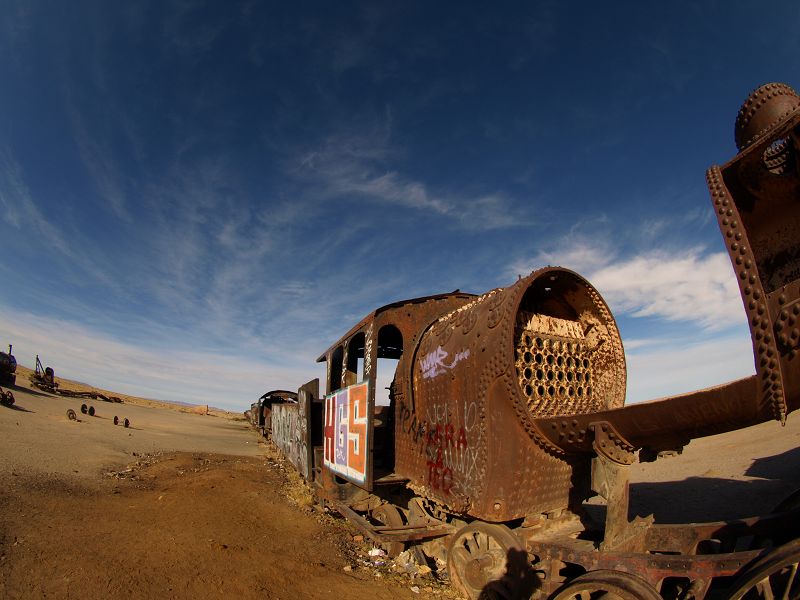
[1, 377, 799, 599]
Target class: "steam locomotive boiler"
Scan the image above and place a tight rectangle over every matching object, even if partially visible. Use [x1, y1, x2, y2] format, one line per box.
[263, 82, 800, 600]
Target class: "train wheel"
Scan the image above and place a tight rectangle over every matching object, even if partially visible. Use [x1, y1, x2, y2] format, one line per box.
[67, 409, 77, 421]
[88, 406, 95, 417]
[123, 418, 130, 428]
[550, 570, 662, 600]
[80, 403, 88, 414]
[447, 522, 528, 600]
[371, 504, 405, 557]
[727, 539, 800, 600]
[113, 416, 119, 425]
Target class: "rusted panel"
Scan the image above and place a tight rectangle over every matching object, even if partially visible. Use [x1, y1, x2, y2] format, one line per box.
[394, 268, 626, 521]
[272, 396, 311, 480]
[713, 82, 800, 423]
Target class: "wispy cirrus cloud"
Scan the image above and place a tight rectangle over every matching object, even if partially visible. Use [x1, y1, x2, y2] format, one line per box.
[292, 127, 532, 231]
[0, 305, 324, 408]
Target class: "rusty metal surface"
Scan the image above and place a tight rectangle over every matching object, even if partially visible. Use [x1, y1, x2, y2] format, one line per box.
[394, 268, 625, 521]
[318, 292, 476, 491]
[272, 398, 312, 480]
[0, 386, 14, 406]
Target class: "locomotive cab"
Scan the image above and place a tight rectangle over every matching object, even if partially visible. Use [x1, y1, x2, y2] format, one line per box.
[316, 291, 476, 493]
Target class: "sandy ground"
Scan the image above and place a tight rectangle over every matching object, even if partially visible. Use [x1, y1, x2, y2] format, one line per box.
[1, 373, 799, 599]
[0, 379, 436, 600]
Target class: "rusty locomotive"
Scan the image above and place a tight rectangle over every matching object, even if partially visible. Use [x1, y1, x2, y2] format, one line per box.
[250, 83, 800, 600]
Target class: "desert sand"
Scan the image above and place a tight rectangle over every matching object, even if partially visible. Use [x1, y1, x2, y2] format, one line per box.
[1, 371, 799, 599]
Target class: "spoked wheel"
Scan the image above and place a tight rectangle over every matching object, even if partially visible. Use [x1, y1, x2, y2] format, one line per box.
[550, 570, 662, 600]
[728, 539, 800, 600]
[447, 522, 530, 600]
[371, 503, 405, 557]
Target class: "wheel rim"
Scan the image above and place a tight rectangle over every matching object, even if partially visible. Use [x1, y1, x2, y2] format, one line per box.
[371, 504, 405, 557]
[447, 522, 525, 599]
[728, 539, 800, 600]
[551, 570, 662, 600]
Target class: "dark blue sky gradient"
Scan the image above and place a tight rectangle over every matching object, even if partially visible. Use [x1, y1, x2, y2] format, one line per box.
[1, 1, 797, 407]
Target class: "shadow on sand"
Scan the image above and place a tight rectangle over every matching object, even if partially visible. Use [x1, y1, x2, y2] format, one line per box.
[479, 548, 541, 600]
[630, 446, 800, 523]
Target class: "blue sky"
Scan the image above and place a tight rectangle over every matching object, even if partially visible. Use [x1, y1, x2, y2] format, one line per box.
[0, 1, 797, 410]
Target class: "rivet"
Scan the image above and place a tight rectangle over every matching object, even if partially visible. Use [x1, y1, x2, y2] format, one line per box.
[735, 232, 742, 241]
[740, 246, 747, 255]
[731, 221, 738, 229]
[745, 287, 753, 296]
[735, 256, 742, 264]
[754, 291, 762, 300]
[745, 260, 752, 268]
[779, 295, 787, 305]
[793, 329, 800, 339]
[732, 243, 739, 251]
[749, 275, 757, 284]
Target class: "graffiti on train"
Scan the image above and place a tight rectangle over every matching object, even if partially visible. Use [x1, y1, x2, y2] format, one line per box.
[273, 400, 310, 479]
[324, 381, 370, 484]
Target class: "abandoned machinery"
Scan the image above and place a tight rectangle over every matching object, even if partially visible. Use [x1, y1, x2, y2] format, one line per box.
[246, 83, 800, 600]
[0, 344, 16, 387]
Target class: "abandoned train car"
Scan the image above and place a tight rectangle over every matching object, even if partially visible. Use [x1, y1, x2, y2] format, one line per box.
[257, 83, 800, 600]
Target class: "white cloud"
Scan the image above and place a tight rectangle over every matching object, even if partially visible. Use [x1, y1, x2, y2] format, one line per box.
[512, 238, 746, 331]
[590, 251, 744, 329]
[509, 229, 755, 403]
[625, 332, 754, 403]
[0, 305, 324, 410]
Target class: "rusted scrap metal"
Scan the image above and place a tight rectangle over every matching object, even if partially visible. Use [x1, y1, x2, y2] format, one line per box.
[57, 389, 123, 403]
[253, 83, 800, 600]
[0, 344, 16, 387]
[0, 386, 14, 406]
[31, 354, 58, 392]
[249, 389, 298, 435]
[66, 408, 77, 420]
